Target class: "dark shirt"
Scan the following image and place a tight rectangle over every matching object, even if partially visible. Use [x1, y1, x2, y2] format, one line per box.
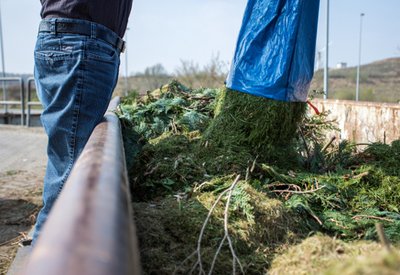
[40, 0, 133, 37]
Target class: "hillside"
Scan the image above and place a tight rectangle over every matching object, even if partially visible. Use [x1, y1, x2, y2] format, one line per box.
[310, 57, 400, 103]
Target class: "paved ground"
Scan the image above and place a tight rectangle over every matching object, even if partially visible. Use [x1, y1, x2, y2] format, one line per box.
[0, 125, 47, 172]
[0, 125, 47, 275]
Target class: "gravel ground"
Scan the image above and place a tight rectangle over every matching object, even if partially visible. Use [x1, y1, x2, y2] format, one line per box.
[0, 125, 46, 275]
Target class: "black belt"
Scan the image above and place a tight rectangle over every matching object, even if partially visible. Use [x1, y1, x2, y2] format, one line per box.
[39, 20, 126, 52]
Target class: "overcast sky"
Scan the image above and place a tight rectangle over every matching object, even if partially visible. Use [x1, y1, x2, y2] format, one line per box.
[1, 0, 399, 75]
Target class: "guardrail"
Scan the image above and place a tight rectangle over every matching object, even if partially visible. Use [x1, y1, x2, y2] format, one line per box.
[0, 77, 25, 126]
[26, 77, 42, 127]
[0, 77, 42, 127]
[21, 97, 142, 275]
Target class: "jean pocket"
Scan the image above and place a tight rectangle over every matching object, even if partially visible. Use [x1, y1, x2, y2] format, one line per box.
[35, 50, 74, 61]
[35, 36, 74, 61]
[85, 38, 118, 62]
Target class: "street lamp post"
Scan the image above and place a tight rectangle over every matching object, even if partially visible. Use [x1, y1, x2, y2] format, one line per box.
[124, 28, 129, 97]
[0, 2, 7, 112]
[356, 13, 365, 102]
[323, 0, 330, 100]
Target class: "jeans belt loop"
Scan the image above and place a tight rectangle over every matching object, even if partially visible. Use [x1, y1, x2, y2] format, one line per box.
[120, 40, 126, 53]
[91, 22, 96, 39]
[52, 19, 57, 35]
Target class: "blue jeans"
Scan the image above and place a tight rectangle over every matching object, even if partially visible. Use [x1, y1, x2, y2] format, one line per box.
[33, 18, 121, 242]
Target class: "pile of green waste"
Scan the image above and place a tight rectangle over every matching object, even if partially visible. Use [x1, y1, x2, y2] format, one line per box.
[269, 234, 400, 275]
[118, 80, 400, 274]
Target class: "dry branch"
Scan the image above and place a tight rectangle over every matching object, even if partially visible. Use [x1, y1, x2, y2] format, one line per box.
[270, 185, 326, 195]
[174, 175, 243, 275]
[352, 215, 394, 223]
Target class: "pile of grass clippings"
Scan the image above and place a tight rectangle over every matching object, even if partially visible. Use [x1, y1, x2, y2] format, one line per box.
[204, 88, 307, 167]
[270, 234, 400, 275]
[118, 80, 400, 274]
[133, 180, 303, 274]
[325, 249, 400, 275]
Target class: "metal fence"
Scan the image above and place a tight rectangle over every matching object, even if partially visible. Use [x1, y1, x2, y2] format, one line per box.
[26, 77, 41, 127]
[0, 77, 26, 126]
[20, 97, 142, 275]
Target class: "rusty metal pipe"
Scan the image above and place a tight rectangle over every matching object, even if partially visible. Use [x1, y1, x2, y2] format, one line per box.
[21, 97, 141, 275]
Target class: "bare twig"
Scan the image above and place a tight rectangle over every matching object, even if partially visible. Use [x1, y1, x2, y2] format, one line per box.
[173, 251, 197, 275]
[250, 155, 258, 173]
[171, 117, 179, 134]
[270, 185, 326, 195]
[352, 215, 394, 223]
[298, 126, 311, 162]
[328, 218, 349, 230]
[304, 120, 337, 127]
[375, 223, 392, 252]
[175, 175, 242, 275]
[245, 156, 259, 182]
[208, 235, 227, 274]
[351, 171, 369, 179]
[143, 164, 159, 176]
[322, 136, 336, 152]
[194, 181, 210, 192]
[311, 213, 323, 225]
[196, 187, 230, 275]
[245, 161, 251, 182]
[223, 176, 244, 275]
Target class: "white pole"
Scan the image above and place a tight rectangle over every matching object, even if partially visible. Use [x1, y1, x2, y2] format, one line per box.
[0, 2, 7, 113]
[356, 13, 365, 102]
[323, 0, 330, 100]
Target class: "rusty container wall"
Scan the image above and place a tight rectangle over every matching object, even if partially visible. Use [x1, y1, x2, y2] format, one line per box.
[312, 99, 400, 143]
[20, 97, 141, 275]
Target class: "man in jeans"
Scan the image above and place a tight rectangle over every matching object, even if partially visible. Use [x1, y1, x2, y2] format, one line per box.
[32, 1, 133, 243]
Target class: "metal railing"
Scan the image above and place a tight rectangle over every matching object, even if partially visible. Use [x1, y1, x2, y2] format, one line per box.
[21, 97, 142, 275]
[0, 77, 25, 126]
[26, 77, 42, 127]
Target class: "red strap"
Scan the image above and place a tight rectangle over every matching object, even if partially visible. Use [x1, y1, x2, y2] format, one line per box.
[307, 100, 320, 115]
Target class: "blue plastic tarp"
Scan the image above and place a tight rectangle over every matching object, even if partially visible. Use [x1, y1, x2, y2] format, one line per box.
[226, 0, 320, 102]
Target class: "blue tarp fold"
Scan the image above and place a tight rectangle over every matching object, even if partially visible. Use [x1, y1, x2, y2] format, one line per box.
[226, 0, 320, 102]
